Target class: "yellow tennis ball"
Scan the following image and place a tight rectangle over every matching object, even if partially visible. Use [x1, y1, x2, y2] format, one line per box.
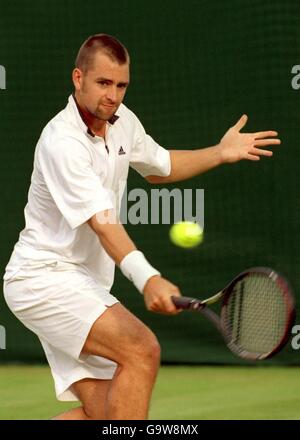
[169, 221, 204, 248]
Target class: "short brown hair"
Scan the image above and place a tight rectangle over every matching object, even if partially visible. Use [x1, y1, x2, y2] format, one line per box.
[75, 34, 129, 73]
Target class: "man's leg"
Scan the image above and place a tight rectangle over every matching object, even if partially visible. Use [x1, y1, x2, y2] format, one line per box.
[52, 302, 160, 420]
[81, 302, 161, 419]
[52, 378, 112, 420]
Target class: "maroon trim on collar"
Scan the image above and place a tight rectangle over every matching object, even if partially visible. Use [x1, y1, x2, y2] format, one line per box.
[108, 114, 119, 124]
[72, 94, 119, 136]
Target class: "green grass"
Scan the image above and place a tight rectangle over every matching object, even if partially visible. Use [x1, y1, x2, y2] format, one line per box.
[0, 365, 299, 420]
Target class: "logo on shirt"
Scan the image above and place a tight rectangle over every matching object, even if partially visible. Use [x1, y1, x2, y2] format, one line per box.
[118, 146, 126, 155]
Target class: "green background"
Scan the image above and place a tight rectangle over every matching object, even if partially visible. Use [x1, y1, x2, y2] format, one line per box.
[0, 0, 299, 364]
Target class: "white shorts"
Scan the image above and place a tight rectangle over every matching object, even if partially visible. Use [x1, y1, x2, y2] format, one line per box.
[3, 261, 119, 401]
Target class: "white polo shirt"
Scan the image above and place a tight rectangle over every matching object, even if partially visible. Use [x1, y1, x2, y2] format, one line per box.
[4, 95, 171, 290]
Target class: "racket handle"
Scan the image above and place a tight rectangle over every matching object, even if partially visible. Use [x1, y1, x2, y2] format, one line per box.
[171, 295, 203, 310]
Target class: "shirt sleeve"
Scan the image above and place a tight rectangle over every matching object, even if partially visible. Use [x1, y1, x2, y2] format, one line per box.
[38, 136, 114, 230]
[129, 115, 171, 178]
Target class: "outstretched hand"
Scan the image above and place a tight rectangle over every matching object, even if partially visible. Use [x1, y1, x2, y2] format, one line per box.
[219, 115, 281, 163]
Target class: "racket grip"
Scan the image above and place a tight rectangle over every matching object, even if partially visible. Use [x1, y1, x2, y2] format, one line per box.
[171, 295, 201, 310]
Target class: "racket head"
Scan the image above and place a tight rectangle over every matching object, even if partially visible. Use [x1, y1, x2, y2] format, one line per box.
[221, 267, 296, 360]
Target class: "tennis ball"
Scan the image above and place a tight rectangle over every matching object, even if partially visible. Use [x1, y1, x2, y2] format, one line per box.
[169, 221, 204, 248]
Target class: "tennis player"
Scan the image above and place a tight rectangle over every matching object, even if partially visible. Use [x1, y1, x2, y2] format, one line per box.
[3, 34, 280, 420]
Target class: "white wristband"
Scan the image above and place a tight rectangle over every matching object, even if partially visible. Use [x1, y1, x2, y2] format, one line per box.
[120, 250, 161, 294]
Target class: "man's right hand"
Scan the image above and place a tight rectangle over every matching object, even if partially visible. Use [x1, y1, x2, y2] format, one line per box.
[143, 275, 182, 315]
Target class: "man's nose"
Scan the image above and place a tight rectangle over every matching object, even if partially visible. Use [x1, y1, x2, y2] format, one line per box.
[106, 86, 117, 102]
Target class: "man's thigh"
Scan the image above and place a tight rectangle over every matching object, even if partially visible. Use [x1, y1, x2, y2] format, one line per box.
[82, 302, 158, 363]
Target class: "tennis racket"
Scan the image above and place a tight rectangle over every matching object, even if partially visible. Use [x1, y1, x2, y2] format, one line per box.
[172, 267, 295, 360]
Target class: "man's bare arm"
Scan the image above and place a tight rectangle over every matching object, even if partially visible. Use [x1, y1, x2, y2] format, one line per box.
[146, 115, 281, 184]
[87, 211, 181, 314]
[87, 212, 136, 265]
[146, 147, 222, 184]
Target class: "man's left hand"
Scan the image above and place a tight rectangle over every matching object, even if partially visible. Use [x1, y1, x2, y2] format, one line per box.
[219, 114, 281, 163]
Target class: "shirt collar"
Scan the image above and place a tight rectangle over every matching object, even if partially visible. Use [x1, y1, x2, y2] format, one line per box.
[69, 93, 119, 137]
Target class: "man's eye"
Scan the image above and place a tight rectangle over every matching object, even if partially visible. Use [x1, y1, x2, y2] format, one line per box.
[98, 81, 108, 86]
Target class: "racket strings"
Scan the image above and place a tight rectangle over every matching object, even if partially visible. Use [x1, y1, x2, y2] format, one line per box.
[224, 274, 288, 356]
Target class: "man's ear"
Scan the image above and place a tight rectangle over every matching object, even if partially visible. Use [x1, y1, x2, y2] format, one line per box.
[72, 68, 83, 91]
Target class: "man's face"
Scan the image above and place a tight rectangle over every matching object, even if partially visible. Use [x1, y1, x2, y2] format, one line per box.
[73, 52, 130, 121]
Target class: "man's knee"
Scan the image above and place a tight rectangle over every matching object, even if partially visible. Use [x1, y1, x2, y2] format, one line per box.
[127, 326, 161, 370]
[82, 403, 103, 420]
